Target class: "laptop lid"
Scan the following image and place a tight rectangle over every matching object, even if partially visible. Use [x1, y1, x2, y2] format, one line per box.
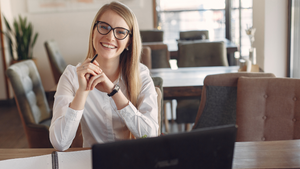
[92, 124, 237, 169]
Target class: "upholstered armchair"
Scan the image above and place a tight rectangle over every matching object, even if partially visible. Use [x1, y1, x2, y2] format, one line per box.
[176, 41, 228, 130]
[6, 60, 53, 148]
[236, 77, 300, 141]
[179, 30, 209, 40]
[140, 30, 164, 42]
[44, 40, 67, 84]
[192, 72, 275, 131]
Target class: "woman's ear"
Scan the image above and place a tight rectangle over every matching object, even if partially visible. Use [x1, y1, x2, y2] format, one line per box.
[126, 38, 131, 49]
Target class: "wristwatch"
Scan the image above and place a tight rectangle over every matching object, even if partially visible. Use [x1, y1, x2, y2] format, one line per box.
[107, 84, 120, 97]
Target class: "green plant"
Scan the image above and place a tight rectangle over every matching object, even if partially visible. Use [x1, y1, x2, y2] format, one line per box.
[2, 15, 38, 61]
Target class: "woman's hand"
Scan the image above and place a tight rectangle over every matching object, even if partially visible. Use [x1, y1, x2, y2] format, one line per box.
[76, 58, 102, 92]
[86, 72, 115, 94]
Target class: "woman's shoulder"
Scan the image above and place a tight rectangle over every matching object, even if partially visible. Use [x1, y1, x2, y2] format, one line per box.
[62, 64, 78, 78]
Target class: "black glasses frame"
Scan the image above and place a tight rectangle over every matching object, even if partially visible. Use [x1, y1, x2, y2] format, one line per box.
[95, 21, 131, 40]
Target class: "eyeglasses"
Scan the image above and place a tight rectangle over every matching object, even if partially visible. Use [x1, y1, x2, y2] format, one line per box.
[95, 21, 131, 40]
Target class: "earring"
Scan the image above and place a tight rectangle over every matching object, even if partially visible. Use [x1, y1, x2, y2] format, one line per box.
[126, 47, 129, 51]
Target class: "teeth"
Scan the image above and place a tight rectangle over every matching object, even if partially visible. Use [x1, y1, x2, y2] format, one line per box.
[102, 43, 116, 49]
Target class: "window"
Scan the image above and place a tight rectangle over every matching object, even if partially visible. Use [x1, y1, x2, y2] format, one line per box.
[156, 0, 253, 61]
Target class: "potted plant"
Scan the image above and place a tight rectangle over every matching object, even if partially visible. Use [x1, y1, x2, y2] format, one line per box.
[2, 15, 38, 64]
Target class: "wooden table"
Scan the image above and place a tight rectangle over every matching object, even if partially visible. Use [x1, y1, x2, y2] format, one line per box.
[1, 140, 300, 168]
[150, 66, 239, 100]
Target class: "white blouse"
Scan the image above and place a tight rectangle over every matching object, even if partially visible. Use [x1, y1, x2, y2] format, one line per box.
[49, 63, 159, 151]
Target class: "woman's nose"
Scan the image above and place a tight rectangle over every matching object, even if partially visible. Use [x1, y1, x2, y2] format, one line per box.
[106, 30, 115, 41]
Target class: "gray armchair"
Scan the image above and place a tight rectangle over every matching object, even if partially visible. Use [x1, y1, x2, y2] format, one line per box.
[6, 60, 52, 148]
[192, 72, 276, 131]
[44, 40, 67, 84]
[176, 41, 229, 130]
[179, 30, 209, 40]
[140, 30, 164, 42]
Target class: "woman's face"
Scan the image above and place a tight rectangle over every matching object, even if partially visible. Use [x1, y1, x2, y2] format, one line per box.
[93, 9, 130, 61]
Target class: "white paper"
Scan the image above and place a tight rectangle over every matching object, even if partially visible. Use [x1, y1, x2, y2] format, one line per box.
[0, 149, 91, 169]
[57, 150, 92, 169]
[0, 154, 52, 169]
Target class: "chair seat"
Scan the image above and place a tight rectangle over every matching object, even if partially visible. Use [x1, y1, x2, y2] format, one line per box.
[176, 99, 200, 123]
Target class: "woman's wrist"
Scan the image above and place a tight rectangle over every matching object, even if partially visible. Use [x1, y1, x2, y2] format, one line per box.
[69, 89, 89, 110]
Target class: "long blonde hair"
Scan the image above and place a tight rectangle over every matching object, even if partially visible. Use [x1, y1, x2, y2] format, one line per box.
[86, 1, 142, 106]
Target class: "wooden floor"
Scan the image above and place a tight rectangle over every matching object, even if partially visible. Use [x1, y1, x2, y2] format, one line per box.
[0, 97, 190, 148]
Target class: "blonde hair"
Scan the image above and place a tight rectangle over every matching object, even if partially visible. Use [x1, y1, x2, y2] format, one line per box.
[86, 1, 142, 106]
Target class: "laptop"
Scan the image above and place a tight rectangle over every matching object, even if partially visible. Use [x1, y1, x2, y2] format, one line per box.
[92, 124, 237, 169]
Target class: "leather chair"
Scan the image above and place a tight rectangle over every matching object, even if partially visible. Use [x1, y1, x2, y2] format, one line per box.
[152, 77, 163, 135]
[140, 30, 164, 42]
[142, 42, 170, 69]
[141, 44, 173, 133]
[140, 46, 152, 69]
[236, 77, 300, 142]
[6, 60, 53, 148]
[179, 30, 209, 40]
[44, 40, 67, 84]
[176, 41, 228, 130]
[192, 72, 275, 131]
[177, 40, 228, 67]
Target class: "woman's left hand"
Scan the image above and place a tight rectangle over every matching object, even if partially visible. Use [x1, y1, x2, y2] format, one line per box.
[86, 72, 115, 94]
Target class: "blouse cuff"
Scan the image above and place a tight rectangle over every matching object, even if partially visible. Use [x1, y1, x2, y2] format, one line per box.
[65, 107, 84, 121]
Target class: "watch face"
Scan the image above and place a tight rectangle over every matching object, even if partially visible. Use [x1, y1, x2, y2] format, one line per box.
[115, 84, 120, 90]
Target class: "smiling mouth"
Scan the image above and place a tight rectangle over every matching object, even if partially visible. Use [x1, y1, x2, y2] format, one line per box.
[101, 43, 117, 49]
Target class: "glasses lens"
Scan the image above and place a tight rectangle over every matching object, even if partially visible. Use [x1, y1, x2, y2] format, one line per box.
[98, 22, 111, 35]
[114, 28, 129, 40]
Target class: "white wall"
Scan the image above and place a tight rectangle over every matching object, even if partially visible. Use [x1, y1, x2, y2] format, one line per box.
[253, 0, 288, 77]
[0, 0, 153, 100]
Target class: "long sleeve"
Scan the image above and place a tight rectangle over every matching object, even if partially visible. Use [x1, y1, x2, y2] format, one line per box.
[116, 67, 159, 138]
[49, 65, 82, 151]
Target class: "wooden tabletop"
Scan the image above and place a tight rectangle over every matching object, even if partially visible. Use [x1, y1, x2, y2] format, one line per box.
[150, 66, 239, 100]
[1, 140, 300, 168]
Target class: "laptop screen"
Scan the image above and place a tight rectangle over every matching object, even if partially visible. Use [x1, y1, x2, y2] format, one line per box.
[92, 124, 237, 169]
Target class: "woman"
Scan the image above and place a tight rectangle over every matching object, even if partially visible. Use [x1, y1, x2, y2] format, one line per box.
[50, 1, 158, 151]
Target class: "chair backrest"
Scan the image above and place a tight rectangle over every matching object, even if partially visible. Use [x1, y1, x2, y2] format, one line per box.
[143, 42, 170, 69]
[140, 46, 152, 69]
[177, 41, 228, 67]
[179, 30, 209, 40]
[193, 72, 276, 130]
[152, 77, 164, 135]
[155, 87, 162, 135]
[236, 77, 300, 142]
[6, 60, 52, 148]
[140, 30, 164, 42]
[44, 40, 67, 84]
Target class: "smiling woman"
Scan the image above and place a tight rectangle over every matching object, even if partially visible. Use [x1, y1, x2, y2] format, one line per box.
[49, 1, 159, 151]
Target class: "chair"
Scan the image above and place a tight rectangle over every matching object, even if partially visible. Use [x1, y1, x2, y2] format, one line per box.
[152, 77, 164, 135]
[140, 46, 152, 69]
[236, 77, 300, 142]
[176, 41, 228, 130]
[142, 43, 173, 133]
[192, 72, 276, 131]
[44, 40, 67, 84]
[140, 30, 164, 42]
[177, 41, 228, 67]
[179, 30, 209, 40]
[6, 60, 53, 148]
[142, 42, 170, 69]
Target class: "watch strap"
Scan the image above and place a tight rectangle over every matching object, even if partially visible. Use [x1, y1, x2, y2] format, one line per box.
[107, 84, 120, 97]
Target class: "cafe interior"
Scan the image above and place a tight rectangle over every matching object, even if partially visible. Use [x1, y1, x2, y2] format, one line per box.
[0, 0, 299, 168]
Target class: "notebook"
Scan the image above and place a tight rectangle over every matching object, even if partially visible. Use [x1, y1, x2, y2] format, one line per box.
[92, 124, 237, 169]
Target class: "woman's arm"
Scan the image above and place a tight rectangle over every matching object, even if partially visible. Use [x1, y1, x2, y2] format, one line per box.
[116, 66, 159, 138]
